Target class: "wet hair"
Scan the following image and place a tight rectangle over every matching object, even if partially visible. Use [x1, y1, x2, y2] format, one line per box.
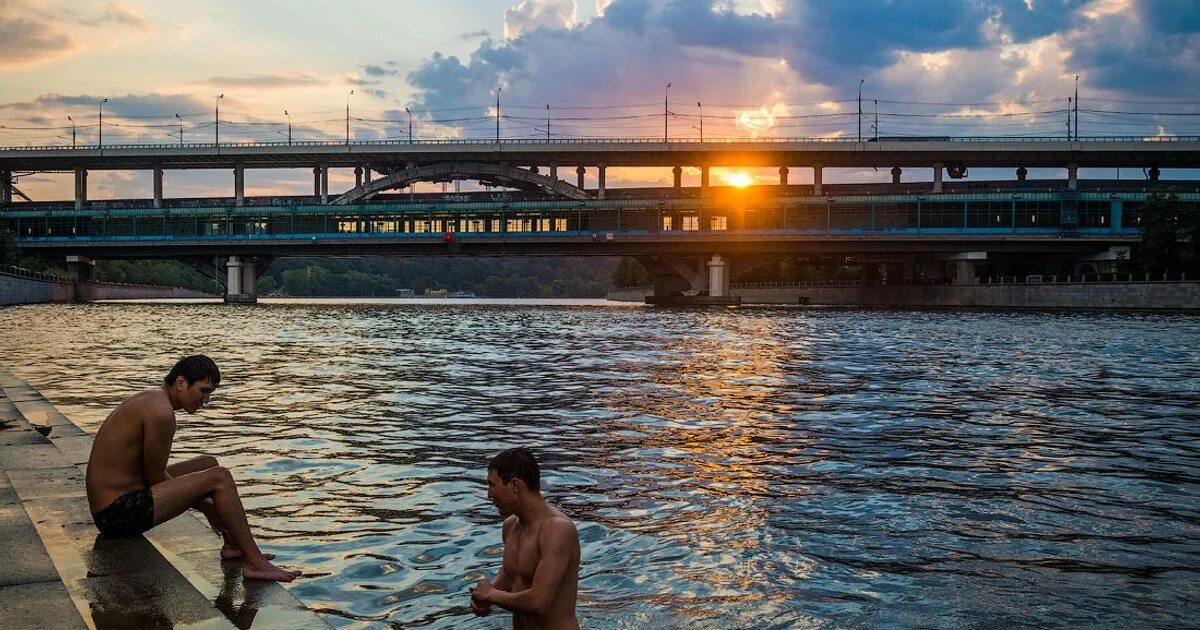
[489, 447, 541, 492]
[163, 355, 221, 388]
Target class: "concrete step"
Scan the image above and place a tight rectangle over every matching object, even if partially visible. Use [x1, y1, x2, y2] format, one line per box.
[0, 369, 332, 629]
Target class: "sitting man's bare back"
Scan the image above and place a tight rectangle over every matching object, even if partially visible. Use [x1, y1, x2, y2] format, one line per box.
[85, 354, 299, 582]
[470, 447, 580, 630]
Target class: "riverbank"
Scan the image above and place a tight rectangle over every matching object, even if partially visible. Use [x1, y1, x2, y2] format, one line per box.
[609, 279, 1200, 309]
[1, 266, 215, 306]
[0, 366, 331, 629]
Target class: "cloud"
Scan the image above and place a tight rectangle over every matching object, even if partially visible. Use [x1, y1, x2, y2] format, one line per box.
[504, 0, 578, 39]
[461, 29, 491, 40]
[363, 64, 399, 77]
[193, 74, 328, 89]
[0, 16, 76, 68]
[75, 1, 152, 32]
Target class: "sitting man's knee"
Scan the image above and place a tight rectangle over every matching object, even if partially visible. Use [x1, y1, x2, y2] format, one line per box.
[199, 455, 219, 469]
[207, 465, 235, 487]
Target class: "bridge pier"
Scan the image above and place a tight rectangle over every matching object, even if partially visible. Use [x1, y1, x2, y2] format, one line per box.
[707, 255, 730, 298]
[153, 168, 163, 208]
[224, 256, 258, 303]
[1067, 163, 1078, 191]
[320, 166, 329, 203]
[701, 166, 710, 196]
[943, 251, 986, 285]
[576, 166, 585, 189]
[550, 164, 557, 181]
[933, 163, 943, 193]
[598, 165, 606, 200]
[779, 166, 788, 186]
[673, 166, 682, 188]
[364, 166, 372, 184]
[74, 168, 87, 210]
[354, 166, 363, 188]
[313, 167, 321, 196]
[1016, 166, 1028, 182]
[1, 169, 11, 206]
[234, 166, 245, 207]
[813, 165, 822, 196]
[891, 166, 902, 184]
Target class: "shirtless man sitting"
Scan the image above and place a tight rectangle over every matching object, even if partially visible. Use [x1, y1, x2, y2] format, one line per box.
[85, 354, 299, 582]
[470, 447, 580, 629]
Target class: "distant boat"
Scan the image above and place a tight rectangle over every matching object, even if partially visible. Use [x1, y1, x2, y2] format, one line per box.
[449, 290, 477, 298]
[396, 288, 416, 297]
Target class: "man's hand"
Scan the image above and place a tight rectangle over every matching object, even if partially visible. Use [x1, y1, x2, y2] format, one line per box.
[470, 579, 494, 616]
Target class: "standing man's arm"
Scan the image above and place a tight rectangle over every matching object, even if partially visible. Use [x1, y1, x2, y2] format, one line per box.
[470, 517, 516, 616]
[474, 519, 578, 616]
[142, 409, 177, 486]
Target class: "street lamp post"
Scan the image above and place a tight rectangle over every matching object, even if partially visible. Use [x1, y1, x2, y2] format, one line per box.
[857, 78, 864, 142]
[697, 102, 703, 141]
[495, 86, 502, 142]
[214, 94, 223, 147]
[664, 82, 671, 142]
[284, 110, 291, 144]
[345, 90, 354, 145]
[546, 104, 551, 141]
[98, 98, 108, 148]
[174, 113, 183, 145]
[405, 107, 412, 143]
[67, 116, 75, 148]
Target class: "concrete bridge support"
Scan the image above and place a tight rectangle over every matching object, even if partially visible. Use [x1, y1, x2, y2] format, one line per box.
[707, 255, 729, 298]
[550, 164, 557, 181]
[813, 165, 823, 196]
[153, 168, 163, 209]
[1017, 166, 1028, 182]
[354, 166, 363, 188]
[701, 166, 710, 196]
[66, 255, 95, 302]
[944, 251, 986, 285]
[224, 256, 259, 303]
[576, 166, 585, 189]
[891, 167, 902, 184]
[598, 165, 607, 200]
[234, 166, 245, 207]
[1, 170, 11, 206]
[320, 166, 329, 203]
[1067, 163, 1078, 191]
[313, 167, 321, 196]
[74, 168, 87, 211]
[933, 163, 944, 193]
[779, 166, 789, 186]
[364, 167, 372, 184]
[673, 166, 682, 188]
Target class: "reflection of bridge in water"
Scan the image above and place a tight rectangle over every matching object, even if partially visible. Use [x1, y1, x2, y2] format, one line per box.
[3, 138, 1198, 302]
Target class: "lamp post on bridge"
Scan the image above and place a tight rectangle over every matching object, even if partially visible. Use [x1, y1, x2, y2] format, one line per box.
[67, 116, 75, 148]
[664, 82, 671, 142]
[214, 94, 223, 147]
[546, 104, 551, 141]
[284, 110, 291, 145]
[346, 90, 354, 145]
[98, 98, 108, 148]
[174, 113, 183, 145]
[495, 86, 502, 142]
[405, 107, 412, 143]
[694, 102, 703, 142]
[857, 78, 864, 142]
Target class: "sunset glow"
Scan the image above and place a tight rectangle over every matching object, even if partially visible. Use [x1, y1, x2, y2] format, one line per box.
[722, 172, 754, 188]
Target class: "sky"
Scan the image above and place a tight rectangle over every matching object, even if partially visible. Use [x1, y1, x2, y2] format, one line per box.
[2, 0, 1198, 199]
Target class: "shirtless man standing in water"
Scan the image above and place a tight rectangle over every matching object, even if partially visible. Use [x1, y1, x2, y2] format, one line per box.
[470, 447, 580, 629]
[85, 354, 299, 582]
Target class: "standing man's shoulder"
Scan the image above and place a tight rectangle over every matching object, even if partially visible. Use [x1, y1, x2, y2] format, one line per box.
[501, 514, 520, 539]
[541, 512, 579, 548]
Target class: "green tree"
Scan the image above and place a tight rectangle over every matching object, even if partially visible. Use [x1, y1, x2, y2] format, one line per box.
[0, 229, 18, 266]
[1135, 193, 1183, 274]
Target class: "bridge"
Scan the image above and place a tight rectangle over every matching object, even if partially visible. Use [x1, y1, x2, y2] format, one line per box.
[2, 137, 1198, 302]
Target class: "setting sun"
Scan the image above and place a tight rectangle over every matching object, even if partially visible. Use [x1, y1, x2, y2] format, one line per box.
[722, 172, 754, 188]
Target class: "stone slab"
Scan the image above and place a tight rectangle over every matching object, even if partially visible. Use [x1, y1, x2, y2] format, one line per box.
[0, 505, 62, 587]
[177, 550, 334, 630]
[13, 399, 75, 426]
[0, 443, 73, 470]
[47, 435, 93, 466]
[47, 422, 88, 438]
[5, 466, 86, 501]
[72, 571, 236, 630]
[0, 426, 49, 448]
[0, 581, 88, 630]
[0, 475, 17, 507]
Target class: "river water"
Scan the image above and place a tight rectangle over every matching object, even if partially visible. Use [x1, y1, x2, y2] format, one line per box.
[1, 300, 1198, 628]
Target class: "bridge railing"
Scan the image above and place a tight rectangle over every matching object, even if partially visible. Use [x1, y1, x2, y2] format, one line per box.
[4, 135, 1200, 152]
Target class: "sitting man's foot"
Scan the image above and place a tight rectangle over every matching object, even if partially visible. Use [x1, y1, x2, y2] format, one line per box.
[220, 543, 275, 560]
[242, 559, 301, 582]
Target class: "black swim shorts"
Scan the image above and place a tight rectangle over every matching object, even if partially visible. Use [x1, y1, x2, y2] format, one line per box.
[92, 488, 155, 537]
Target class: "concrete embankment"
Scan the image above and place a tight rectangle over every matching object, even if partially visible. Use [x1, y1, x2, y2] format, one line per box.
[2, 267, 213, 306]
[0, 366, 332, 629]
[610, 281, 1200, 309]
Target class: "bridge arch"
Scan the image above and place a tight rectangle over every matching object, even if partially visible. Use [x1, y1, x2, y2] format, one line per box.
[333, 161, 592, 205]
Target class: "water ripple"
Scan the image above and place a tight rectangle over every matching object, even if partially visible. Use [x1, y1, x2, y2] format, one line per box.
[1, 301, 1198, 628]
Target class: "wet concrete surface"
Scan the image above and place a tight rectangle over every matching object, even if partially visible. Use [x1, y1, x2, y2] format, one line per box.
[0, 367, 333, 629]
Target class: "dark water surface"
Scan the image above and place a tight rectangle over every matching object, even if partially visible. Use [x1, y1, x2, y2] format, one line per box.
[1, 300, 1198, 629]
